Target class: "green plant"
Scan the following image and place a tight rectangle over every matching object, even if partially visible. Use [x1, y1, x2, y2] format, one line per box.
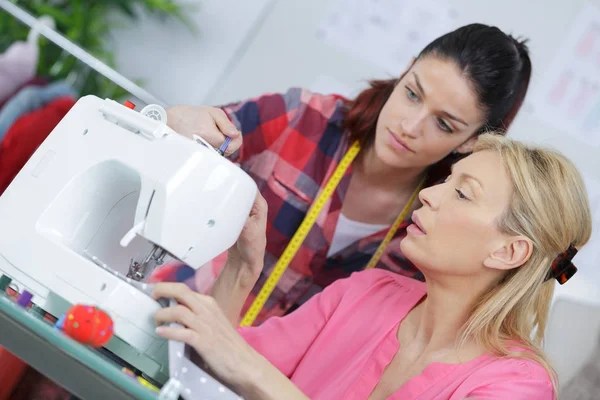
[0, 0, 196, 99]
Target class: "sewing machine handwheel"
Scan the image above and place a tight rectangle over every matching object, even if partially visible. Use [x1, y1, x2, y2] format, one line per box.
[141, 104, 168, 124]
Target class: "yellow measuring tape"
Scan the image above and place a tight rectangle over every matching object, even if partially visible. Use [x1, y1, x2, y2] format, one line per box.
[240, 141, 426, 327]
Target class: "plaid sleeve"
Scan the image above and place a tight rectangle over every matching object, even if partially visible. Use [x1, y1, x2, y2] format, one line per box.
[219, 87, 304, 164]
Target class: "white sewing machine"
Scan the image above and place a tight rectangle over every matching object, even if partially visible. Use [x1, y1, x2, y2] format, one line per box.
[0, 95, 257, 386]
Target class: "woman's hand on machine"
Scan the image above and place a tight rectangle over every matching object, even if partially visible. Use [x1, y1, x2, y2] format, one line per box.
[152, 283, 259, 388]
[152, 193, 309, 399]
[166, 105, 243, 156]
[226, 191, 268, 279]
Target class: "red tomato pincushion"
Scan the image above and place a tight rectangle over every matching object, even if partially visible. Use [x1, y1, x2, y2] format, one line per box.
[62, 304, 114, 347]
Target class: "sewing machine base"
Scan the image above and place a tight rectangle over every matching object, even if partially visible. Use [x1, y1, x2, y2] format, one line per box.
[0, 292, 159, 399]
[0, 268, 170, 385]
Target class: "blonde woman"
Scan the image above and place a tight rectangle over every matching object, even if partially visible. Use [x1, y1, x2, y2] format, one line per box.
[152, 134, 592, 400]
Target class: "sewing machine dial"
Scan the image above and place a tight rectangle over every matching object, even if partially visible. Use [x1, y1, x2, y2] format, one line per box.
[140, 104, 168, 123]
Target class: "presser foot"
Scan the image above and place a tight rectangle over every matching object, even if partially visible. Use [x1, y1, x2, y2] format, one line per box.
[127, 245, 168, 281]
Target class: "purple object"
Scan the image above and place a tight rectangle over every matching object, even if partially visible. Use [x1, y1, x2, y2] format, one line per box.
[55, 313, 66, 330]
[16, 290, 33, 307]
[218, 136, 232, 155]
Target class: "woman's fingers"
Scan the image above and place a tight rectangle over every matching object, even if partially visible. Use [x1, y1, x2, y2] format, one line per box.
[247, 192, 268, 226]
[253, 192, 268, 218]
[165, 105, 242, 156]
[152, 282, 188, 300]
[152, 283, 221, 320]
[208, 108, 242, 156]
[155, 325, 199, 346]
[154, 304, 197, 328]
[209, 107, 239, 137]
[152, 283, 203, 312]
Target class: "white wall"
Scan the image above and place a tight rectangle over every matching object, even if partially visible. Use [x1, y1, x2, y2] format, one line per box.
[107, 0, 277, 106]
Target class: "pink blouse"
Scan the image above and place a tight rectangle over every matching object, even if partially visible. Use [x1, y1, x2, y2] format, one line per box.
[238, 269, 554, 399]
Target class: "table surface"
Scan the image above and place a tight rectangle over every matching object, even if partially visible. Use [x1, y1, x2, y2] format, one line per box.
[0, 293, 159, 400]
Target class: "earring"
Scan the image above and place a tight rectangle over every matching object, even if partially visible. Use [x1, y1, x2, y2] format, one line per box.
[451, 150, 458, 155]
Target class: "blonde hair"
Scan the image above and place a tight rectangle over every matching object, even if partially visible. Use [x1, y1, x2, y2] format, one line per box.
[458, 133, 593, 395]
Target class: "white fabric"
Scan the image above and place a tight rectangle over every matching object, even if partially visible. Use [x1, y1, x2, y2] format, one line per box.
[327, 214, 388, 257]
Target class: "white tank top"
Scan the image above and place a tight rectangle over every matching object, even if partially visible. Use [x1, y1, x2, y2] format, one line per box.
[327, 213, 389, 257]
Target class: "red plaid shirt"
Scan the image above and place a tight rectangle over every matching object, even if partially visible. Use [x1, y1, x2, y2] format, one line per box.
[156, 88, 426, 324]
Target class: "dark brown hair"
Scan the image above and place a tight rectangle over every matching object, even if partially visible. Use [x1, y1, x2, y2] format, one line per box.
[342, 24, 532, 183]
